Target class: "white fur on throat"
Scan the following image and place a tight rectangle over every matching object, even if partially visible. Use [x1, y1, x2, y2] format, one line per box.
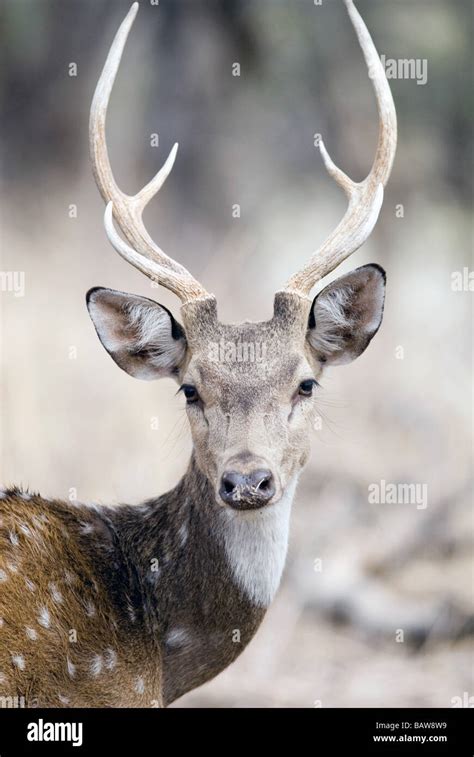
[219, 477, 298, 608]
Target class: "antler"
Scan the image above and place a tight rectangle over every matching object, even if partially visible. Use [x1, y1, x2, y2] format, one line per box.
[89, 2, 209, 303]
[284, 0, 397, 297]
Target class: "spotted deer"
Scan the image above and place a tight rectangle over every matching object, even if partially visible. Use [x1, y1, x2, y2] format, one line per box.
[0, 0, 396, 707]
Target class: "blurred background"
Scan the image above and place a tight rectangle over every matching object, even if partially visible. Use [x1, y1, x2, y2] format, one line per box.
[0, 0, 472, 707]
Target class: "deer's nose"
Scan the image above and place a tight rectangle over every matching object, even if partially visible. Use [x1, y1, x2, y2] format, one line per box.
[219, 469, 275, 509]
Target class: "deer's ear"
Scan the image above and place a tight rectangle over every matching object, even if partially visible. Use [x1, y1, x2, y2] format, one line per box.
[86, 287, 187, 380]
[306, 264, 386, 366]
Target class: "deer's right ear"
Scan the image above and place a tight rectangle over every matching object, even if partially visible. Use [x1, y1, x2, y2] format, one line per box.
[86, 287, 187, 380]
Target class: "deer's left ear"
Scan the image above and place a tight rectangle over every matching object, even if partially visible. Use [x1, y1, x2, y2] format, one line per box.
[306, 264, 386, 366]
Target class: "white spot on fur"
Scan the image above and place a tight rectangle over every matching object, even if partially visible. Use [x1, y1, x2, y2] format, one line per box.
[6, 561, 19, 574]
[135, 676, 145, 695]
[38, 607, 51, 628]
[25, 578, 36, 592]
[11, 654, 25, 670]
[49, 583, 63, 604]
[0, 617, 4, 627]
[85, 600, 96, 617]
[178, 522, 188, 547]
[67, 657, 76, 678]
[79, 522, 95, 535]
[64, 570, 77, 585]
[165, 627, 190, 648]
[220, 477, 298, 607]
[26, 627, 37, 640]
[19, 523, 32, 537]
[90, 654, 103, 677]
[148, 564, 161, 582]
[9, 530, 19, 547]
[0, 570, 8, 583]
[58, 693, 70, 704]
[105, 648, 117, 670]
[137, 504, 152, 517]
[126, 600, 136, 623]
[20, 492, 32, 501]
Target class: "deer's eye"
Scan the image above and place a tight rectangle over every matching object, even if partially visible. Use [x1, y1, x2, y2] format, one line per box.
[298, 379, 317, 397]
[181, 385, 199, 404]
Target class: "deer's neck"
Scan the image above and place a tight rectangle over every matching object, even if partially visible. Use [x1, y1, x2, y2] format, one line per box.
[107, 457, 296, 704]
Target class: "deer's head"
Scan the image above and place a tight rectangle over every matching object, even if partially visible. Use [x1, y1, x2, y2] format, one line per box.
[87, 1, 396, 511]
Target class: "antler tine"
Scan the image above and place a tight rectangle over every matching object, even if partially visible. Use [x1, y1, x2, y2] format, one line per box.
[90, 2, 209, 303]
[285, 0, 397, 297]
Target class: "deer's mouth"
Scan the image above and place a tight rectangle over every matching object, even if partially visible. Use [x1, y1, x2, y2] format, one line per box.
[226, 497, 272, 512]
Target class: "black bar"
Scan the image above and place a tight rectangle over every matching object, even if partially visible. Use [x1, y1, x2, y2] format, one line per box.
[0, 708, 471, 755]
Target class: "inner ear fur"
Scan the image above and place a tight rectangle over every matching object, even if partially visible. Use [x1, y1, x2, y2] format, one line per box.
[307, 264, 386, 366]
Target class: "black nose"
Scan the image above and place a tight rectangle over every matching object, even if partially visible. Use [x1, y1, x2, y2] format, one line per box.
[219, 469, 275, 509]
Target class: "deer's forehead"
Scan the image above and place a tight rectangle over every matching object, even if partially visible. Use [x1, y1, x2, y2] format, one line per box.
[190, 321, 302, 355]
[187, 350, 306, 391]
